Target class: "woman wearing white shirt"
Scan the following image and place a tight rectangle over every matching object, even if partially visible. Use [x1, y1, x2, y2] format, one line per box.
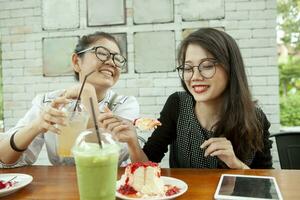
[0, 32, 139, 168]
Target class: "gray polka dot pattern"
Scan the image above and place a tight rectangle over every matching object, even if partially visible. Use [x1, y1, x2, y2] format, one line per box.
[169, 92, 218, 168]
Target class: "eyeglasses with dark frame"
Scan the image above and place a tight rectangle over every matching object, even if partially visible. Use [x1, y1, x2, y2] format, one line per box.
[176, 58, 218, 81]
[77, 45, 127, 69]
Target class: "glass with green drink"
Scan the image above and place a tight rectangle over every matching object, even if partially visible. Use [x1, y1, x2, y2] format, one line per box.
[72, 128, 120, 200]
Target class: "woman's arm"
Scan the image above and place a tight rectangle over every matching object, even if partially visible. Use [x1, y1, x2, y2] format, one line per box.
[0, 96, 68, 165]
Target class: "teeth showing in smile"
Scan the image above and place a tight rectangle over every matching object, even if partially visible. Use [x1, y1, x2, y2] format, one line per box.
[100, 70, 113, 77]
[193, 85, 209, 93]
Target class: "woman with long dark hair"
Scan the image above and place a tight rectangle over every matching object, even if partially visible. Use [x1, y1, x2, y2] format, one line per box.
[99, 28, 273, 169]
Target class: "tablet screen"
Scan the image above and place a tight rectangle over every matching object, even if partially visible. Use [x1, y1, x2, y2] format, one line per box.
[215, 174, 283, 200]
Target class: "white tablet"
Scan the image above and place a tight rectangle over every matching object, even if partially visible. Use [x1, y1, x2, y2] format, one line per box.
[214, 174, 283, 200]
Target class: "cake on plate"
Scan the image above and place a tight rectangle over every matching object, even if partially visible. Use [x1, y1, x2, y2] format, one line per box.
[117, 161, 180, 198]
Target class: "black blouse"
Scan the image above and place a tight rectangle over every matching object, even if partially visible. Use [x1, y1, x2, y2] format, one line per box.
[142, 92, 273, 169]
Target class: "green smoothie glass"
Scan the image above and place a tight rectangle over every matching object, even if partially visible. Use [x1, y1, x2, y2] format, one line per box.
[72, 129, 120, 200]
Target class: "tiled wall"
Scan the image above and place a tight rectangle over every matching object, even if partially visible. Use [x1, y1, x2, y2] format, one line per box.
[0, 0, 279, 167]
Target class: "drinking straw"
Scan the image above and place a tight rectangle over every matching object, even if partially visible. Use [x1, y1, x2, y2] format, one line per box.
[73, 70, 96, 111]
[89, 97, 102, 149]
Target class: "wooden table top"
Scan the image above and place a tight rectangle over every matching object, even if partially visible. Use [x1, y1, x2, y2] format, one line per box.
[0, 166, 299, 200]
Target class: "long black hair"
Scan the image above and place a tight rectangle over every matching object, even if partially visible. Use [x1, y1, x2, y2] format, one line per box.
[177, 28, 264, 161]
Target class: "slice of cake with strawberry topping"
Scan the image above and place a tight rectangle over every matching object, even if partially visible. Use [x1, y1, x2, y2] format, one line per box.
[118, 161, 165, 197]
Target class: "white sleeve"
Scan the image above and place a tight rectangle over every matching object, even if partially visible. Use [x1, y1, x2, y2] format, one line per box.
[113, 96, 140, 121]
[112, 95, 140, 165]
[0, 95, 45, 168]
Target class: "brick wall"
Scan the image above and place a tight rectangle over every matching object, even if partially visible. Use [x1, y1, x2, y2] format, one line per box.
[0, 0, 279, 168]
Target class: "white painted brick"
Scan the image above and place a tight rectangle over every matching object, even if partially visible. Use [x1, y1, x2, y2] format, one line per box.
[13, 92, 35, 101]
[238, 38, 273, 48]
[12, 42, 35, 50]
[4, 110, 12, 118]
[26, 83, 49, 92]
[153, 78, 181, 87]
[126, 79, 153, 88]
[266, 0, 276, 9]
[236, 1, 265, 10]
[33, 7, 41, 15]
[267, 76, 279, 85]
[2, 50, 25, 59]
[10, 25, 35, 34]
[3, 68, 23, 76]
[9, 59, 24, 68]
[13, 109, 28, 118]
[226, 11, 248, 20]
[24, 16, 41, 25]
[140, 105, 163, 115]
[224, 20, 239, 29]
[266, 19, 276, 28]
[167, 71, 179, 78]
[15, 76, 44, 84]
[139, 88, 165, 96]
[166, 87, 183, 96]
[251, 66, 278, 76]
[1, 43, 11, 51]
[156, 96, 168, 105]
[208, 20, 225, 28]
[139, 73, 167, 78]
[10, 8, 34, 17]
[253, 48, 276, 57]
[0, 10, 10, 19]
[0, 18, 24, 27]
[265, 57, 275, 66]
[24, 58, 42, 67]
[225, 2, 236, 11]
[3, 118, 18, 130]
[249, 10, 276, 20]
[253, 85, 278, 95]
[238, 20, 266, 29]
[248, 76, 267, 85]
[0, 27, 10, 35]
[25, 50, 41, 58]
[240, 48, 252, 58]
[3, 93, 12, 101]
[137, 97, 156, 105]
[1, 34, 25, 43]
[113, 88, 139, 96]
[261, 105, 280, 115]
[3, 85, 25, 93]
[268, 114, 280, 124]
[113, 79, 126, 88]
[227, 29, 252, 39]
[252, 28, 276, 38]
[244, 57, 267, 66]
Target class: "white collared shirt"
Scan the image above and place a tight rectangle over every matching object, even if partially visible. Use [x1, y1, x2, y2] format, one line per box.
[0, 89, 139, 168]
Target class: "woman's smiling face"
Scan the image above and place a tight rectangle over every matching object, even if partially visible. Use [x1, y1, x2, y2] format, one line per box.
[184, 43, 228, 103]
[77, 38, 121, 90]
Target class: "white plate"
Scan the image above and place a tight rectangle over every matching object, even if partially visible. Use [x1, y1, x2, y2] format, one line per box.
[0, 173, 33, 197]
[116, 176, 188, 200]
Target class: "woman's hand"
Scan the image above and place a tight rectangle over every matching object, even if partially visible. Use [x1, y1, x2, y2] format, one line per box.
[64, 82, 96, 100]
[98, 111, 138, 145]
[33, 97, 69, 135]
[200, 137, 249, 169]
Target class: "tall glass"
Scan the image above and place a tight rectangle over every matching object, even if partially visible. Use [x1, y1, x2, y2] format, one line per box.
[56, 110, 89, 157]
[73, 129, 120, 200]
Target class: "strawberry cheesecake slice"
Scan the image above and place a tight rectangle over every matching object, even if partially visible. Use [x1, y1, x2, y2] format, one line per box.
[118, 161, 165, 197]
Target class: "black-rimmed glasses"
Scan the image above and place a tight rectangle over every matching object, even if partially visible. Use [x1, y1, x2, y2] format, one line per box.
[176, 58, 218, 81]
[77, 46, 127, 69]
